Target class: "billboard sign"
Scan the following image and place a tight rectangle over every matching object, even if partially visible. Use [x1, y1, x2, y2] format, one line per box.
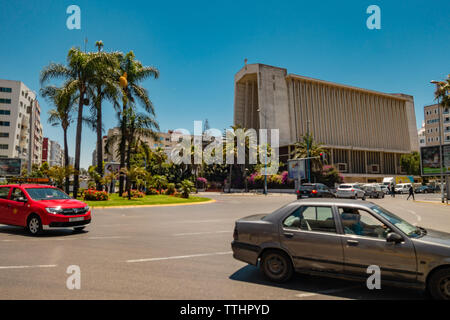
[0, 158, 22, 176]
[420, 145, 450, 176]
[288, 159, 306, 180]
[104, 162, 120, 175]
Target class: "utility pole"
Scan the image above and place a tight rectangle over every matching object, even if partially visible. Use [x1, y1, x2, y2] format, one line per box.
[27, 92, 35, 174]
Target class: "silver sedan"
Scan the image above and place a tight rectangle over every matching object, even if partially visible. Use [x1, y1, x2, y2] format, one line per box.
[231, 199, 450, 300]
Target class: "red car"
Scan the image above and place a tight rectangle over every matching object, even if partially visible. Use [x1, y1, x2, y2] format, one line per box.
[0, 184, 91, 235]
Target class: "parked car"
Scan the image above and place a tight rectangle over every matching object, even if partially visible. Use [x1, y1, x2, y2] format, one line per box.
[415, 185, 435, 194]
[395, 183, 412, 194]
[0, 184, 91, 235]
[231, 199, 450, 299]
[296, 183, 335, 199]
[380, 185, 389, 195]
[362, 184, 385, 199]
[336, 184, 366, 200]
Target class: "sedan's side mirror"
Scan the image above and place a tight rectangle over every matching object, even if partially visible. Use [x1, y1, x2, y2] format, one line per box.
[386, 232, 403, 244]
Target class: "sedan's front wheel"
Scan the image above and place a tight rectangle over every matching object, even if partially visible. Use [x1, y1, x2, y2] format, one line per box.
[428, 268, 450, 300]
[261, 250, 293, 283]
[27, 215, 42, 236]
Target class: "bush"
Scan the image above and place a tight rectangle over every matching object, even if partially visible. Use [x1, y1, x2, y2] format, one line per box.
[145, 188, 160, 196]
[122, 190, 145, 198]
[83, 189, 109, 201]
[178, 179, 195, 198]
[165, 183, 176, 195]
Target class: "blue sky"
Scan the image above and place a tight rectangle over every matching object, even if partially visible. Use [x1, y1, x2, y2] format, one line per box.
[1, 0, 449, 168]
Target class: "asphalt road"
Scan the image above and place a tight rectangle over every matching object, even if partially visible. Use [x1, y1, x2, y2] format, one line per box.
[0, 193, 449, 300]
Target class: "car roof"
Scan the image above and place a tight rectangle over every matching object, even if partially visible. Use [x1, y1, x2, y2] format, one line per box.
[0, 184, 55, 188]
[293, 198, 374, 206]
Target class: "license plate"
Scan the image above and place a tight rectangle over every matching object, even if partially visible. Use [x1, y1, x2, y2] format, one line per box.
[69, 217, 84, 222]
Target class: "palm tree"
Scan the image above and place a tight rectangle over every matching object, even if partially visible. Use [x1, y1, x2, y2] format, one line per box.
[120, 166, 147, 200]
[105, 108, 159, 195]
[87, 44, 120, 190]
[291, 133, 327, 175]
[40, 47, 118, 198]
[40, 83, 76, 194]
[116, 51, 159, 195]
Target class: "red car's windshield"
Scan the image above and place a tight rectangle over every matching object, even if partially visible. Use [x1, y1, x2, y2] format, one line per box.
[25, 188, 71, 201]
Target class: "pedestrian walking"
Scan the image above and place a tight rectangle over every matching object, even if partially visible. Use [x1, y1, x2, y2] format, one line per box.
[407, 185, 415, 200]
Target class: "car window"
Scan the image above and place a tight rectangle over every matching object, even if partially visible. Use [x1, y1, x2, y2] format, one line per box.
[338, 207, 391, 239]
[10, 188, 26, 202]
[283, 206, 336, 233]
[0, 187, 10, 199]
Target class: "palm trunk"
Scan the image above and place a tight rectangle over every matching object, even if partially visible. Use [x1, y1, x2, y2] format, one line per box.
[96, 91, 103, 191]
[73, 89, 85, 198]
[63, 127, 70, 194]
[125, 137, 132, 200]
[118, 107, 126, 195]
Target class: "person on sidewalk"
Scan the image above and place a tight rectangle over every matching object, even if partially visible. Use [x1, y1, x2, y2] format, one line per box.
[407, 185, 415, 200]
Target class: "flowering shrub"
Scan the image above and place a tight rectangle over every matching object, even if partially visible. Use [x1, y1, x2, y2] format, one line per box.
[83, 189, 109, 201]
[122, 190, 145, 198]
[197, 177, 207, 189]
[145, 188, 160, 196]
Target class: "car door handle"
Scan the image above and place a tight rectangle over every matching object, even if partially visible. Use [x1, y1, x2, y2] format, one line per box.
[283, 233, 294, 238]
[347, 239, 359, 246]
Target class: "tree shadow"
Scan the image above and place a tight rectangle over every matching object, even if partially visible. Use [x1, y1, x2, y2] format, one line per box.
[229, 264, 427, 300]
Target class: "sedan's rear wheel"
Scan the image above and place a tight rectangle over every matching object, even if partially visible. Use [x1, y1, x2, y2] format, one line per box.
[27, 215, 42, 236]
[261, 250, 293, 283]
[428, 268, 450, 300]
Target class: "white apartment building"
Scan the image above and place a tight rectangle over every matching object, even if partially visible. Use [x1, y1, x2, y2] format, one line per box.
[418, 121, 426, 148]
[0, 79, 43, 167]
[424, 103, 450, 145]
[42, 137, 64, 167]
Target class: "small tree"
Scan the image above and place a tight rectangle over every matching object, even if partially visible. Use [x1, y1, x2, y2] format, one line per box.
[151, 174, 168, 193]
[178, 179, 195, 198]
[120, 166, 147, 200]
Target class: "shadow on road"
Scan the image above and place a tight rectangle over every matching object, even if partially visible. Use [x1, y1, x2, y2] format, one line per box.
[0, 225, 88, 238]
[229, 265, 427, 300]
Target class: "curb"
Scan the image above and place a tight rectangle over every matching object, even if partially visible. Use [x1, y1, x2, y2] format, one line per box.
[90, 199, 216, 210]
[413, 200, 450, 206]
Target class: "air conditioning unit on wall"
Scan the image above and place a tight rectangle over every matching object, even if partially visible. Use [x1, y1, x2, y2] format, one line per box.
[368, 164, 380, 174]
[337, 163, 348, 173]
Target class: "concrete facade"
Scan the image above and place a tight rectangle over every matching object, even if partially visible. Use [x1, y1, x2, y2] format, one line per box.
[0, 79, 43, 167]
[424, 103, 450, 145]
[234, 64, 419, 182]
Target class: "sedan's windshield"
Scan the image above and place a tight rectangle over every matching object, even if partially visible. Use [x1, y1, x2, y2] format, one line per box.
[26, 188, 71, 200]
[370, 205, 422, 238]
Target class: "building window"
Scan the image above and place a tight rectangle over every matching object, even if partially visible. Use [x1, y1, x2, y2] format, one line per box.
[0, 121, 10, 126]
[0, 87, 12, 93]
[0, 110, 11, 115]
[0, 133, 8, 138]
[0, 144, 8, 150]
[0, 98, 11, 104]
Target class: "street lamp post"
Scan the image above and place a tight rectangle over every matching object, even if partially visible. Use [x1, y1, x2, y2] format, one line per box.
[257, 108, 268, 195]
[26, 91, 36, 174]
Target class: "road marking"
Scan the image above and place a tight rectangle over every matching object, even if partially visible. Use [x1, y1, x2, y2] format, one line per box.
[173, 231, 230, 236]
[407, 209, 422, 224]
[0, 264, 57, 270]
[295, 286, 360, 298]
[126, 251, 233, 263]
[172, 219, 229, 224]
